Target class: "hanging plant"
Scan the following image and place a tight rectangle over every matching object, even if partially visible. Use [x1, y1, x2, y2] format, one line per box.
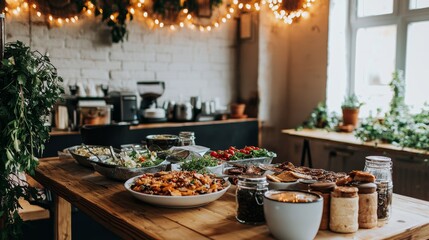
[0, 41, 63, 239]
[88, 0, 133, 43]
[184, 0, 222, 18]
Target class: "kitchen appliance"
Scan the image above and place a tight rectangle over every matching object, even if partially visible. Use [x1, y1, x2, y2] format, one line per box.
[107, 91, 139, 124]
[174, 102, 193, 122]
[63, 96, 112, 130]
[137, 81, 167, 123]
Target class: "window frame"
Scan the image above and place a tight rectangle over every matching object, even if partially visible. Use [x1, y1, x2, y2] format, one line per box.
[347, 0, 429, 97]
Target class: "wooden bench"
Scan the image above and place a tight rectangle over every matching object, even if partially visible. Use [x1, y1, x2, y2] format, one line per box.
[18, 198, 50, 221]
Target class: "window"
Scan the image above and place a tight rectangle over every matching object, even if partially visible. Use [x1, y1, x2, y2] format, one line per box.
[327, 0, 429, 116]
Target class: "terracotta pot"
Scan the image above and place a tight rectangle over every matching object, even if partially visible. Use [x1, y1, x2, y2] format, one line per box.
[342, 108, 359, 127]
[230, 103, 246, 116]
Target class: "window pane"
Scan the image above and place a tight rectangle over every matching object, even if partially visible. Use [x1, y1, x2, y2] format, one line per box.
[358, 0, 393, 17]
[405, 21, 429, 113]
[354, 25, 397, 116]
[409, 0, 429, 9]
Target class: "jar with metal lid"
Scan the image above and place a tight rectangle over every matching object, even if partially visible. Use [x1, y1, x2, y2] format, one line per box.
[236, 175, 268, 225]
[179, 131, 196, 146]
[364, 156, 393, 221]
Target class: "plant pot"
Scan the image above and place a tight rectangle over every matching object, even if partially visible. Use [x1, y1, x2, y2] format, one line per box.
[230, 103, 246, 117]
[342, 108, 359, 127]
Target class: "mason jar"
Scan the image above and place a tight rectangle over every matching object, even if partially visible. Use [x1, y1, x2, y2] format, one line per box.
[364, 156, 393, 221]
[236, 175, 268, 225]
[179, 131, 196, 146]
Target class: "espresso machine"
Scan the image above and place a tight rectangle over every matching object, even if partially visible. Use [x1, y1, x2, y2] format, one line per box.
[137, 81, 167, 123]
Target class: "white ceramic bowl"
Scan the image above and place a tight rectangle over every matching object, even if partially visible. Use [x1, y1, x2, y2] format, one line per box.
[263, 190, 323, 240]
[124, 175, 231, 208]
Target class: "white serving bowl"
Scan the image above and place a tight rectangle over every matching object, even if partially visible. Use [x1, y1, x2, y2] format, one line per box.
[263, 190, 323, 240]
[124, 175, 231, 208]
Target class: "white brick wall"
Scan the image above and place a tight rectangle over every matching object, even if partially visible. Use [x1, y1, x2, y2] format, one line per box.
[5, 13, 237, 106]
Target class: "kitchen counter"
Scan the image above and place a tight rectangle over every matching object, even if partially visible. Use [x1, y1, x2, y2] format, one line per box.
[43, 118, 260, 157]
[34, 156, 429, 240]
[50, 118, 259, 136]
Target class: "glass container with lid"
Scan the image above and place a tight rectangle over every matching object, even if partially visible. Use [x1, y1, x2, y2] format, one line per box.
[364, 156, 393, 221]
[179, 131, 196, 146]
[236, 175, 268, 225]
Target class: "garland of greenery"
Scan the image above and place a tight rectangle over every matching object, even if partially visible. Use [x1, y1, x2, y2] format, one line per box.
[0, 41, 63, 239]
[354, 70, 429, 151]
[152, 0, 223, 19]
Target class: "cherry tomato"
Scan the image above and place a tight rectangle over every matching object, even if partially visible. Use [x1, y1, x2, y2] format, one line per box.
[229, 146, 238, 151]
[226, 149, 234, 155]
[210, 151, 218, 157]
[224, 153, 232, 159]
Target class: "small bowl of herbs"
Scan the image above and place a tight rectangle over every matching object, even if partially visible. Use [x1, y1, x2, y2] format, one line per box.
[178, 155, 224, 176]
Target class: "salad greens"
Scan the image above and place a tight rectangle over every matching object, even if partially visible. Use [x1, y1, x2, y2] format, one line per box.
[106, 150, 164, 168]
[180, 155, 221, 173]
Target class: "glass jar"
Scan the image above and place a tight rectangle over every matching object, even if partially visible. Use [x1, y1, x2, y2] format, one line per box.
[179, 131, 195, 146]
[364, 156, 393, 221]
[236, 175, 268, 225]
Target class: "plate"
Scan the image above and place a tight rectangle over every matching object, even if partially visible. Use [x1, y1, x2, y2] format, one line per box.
[66, 145, 118, 168]
[124, 175, 231, 208]
[225, 156, 274, 167]
[93, 160, 169, 182]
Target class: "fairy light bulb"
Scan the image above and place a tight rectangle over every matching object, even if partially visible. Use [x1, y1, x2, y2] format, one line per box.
[214, 22, 219, 28]
[32, 3, 37, 9]
[238, 3, 243, 9]
[229, 8, 234, 13]
[160, 22, 164, 28]
[48, 15, 53, 21]
[199, 26, 204, 32]
[170, 25, 175, 30]
[137, 3, 142, 7]
[221, 17, 226, 23]
[130, 8, 135, 14]
[87, 9, 92, 15]
[245, 4, 251, 9]
[233, 0, 238, 4]
[206, 26, 211, 31]
[143, 12, 148, 17]
[302, 11, 309, 18]
[183, 9, 189, 14]
[23, 2, 29, 8]
[110, 14, 115, 20]
[154, 19, 159, 24]
[65, 18, 70, 23]
[226, 13, 231, 19]
[179, 22, 184, 28]
[187, 14, 192, 20]
[71, 18, 76, 23]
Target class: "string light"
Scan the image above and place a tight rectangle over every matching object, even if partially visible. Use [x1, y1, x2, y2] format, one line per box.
[0, 0, 248, 33]
[267, 0, 315, 24]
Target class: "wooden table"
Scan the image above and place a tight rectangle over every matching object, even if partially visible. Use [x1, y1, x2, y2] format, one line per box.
[282, 129, 429, 167]
[34, 157, 429, 240]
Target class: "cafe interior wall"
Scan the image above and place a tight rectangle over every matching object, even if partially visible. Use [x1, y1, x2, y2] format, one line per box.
[4, 12, 237, 107]
[239, 0, 329, 163]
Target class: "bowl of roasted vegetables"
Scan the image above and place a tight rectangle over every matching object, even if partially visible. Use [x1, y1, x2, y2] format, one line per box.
[124, 171, 230, 208]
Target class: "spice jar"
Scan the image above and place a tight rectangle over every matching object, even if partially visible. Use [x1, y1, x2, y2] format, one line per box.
[236, 175, 268, 225]
[330, 186, 359, 233]
[357, 182, 378, 229]
[179, 131, 196, 146]
[364, 156, 393, 221]
[310, 182, 336, 230]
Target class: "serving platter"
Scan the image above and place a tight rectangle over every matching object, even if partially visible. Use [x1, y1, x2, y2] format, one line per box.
[93, 160, 169, 181]
[124, 175, 231, 208]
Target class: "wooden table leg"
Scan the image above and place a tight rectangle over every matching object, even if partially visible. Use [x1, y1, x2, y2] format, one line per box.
[300, 139, 313, 168]
[54, 196, 71, 240]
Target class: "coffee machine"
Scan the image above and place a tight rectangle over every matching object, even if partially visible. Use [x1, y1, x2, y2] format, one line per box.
[137, 81, 167, 123]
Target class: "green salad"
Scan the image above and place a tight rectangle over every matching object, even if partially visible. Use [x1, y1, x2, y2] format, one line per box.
[106, 150, 164, 168]
[180, 155, 221, 173]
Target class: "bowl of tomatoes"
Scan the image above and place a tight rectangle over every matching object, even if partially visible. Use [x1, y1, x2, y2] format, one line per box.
[208, 146, 276, 167]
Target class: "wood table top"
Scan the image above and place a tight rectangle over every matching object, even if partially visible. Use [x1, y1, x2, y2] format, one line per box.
[282, 128, 429, 157]
[34, 157, 429, 240]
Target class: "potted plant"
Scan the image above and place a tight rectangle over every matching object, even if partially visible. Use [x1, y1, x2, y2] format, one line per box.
[0, 41, 63, 238]
[341, 93, 363, 128]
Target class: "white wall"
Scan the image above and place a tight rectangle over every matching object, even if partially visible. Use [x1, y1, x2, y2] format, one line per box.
[5, 13, 237, 106]
[257, 1, 330, 162]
